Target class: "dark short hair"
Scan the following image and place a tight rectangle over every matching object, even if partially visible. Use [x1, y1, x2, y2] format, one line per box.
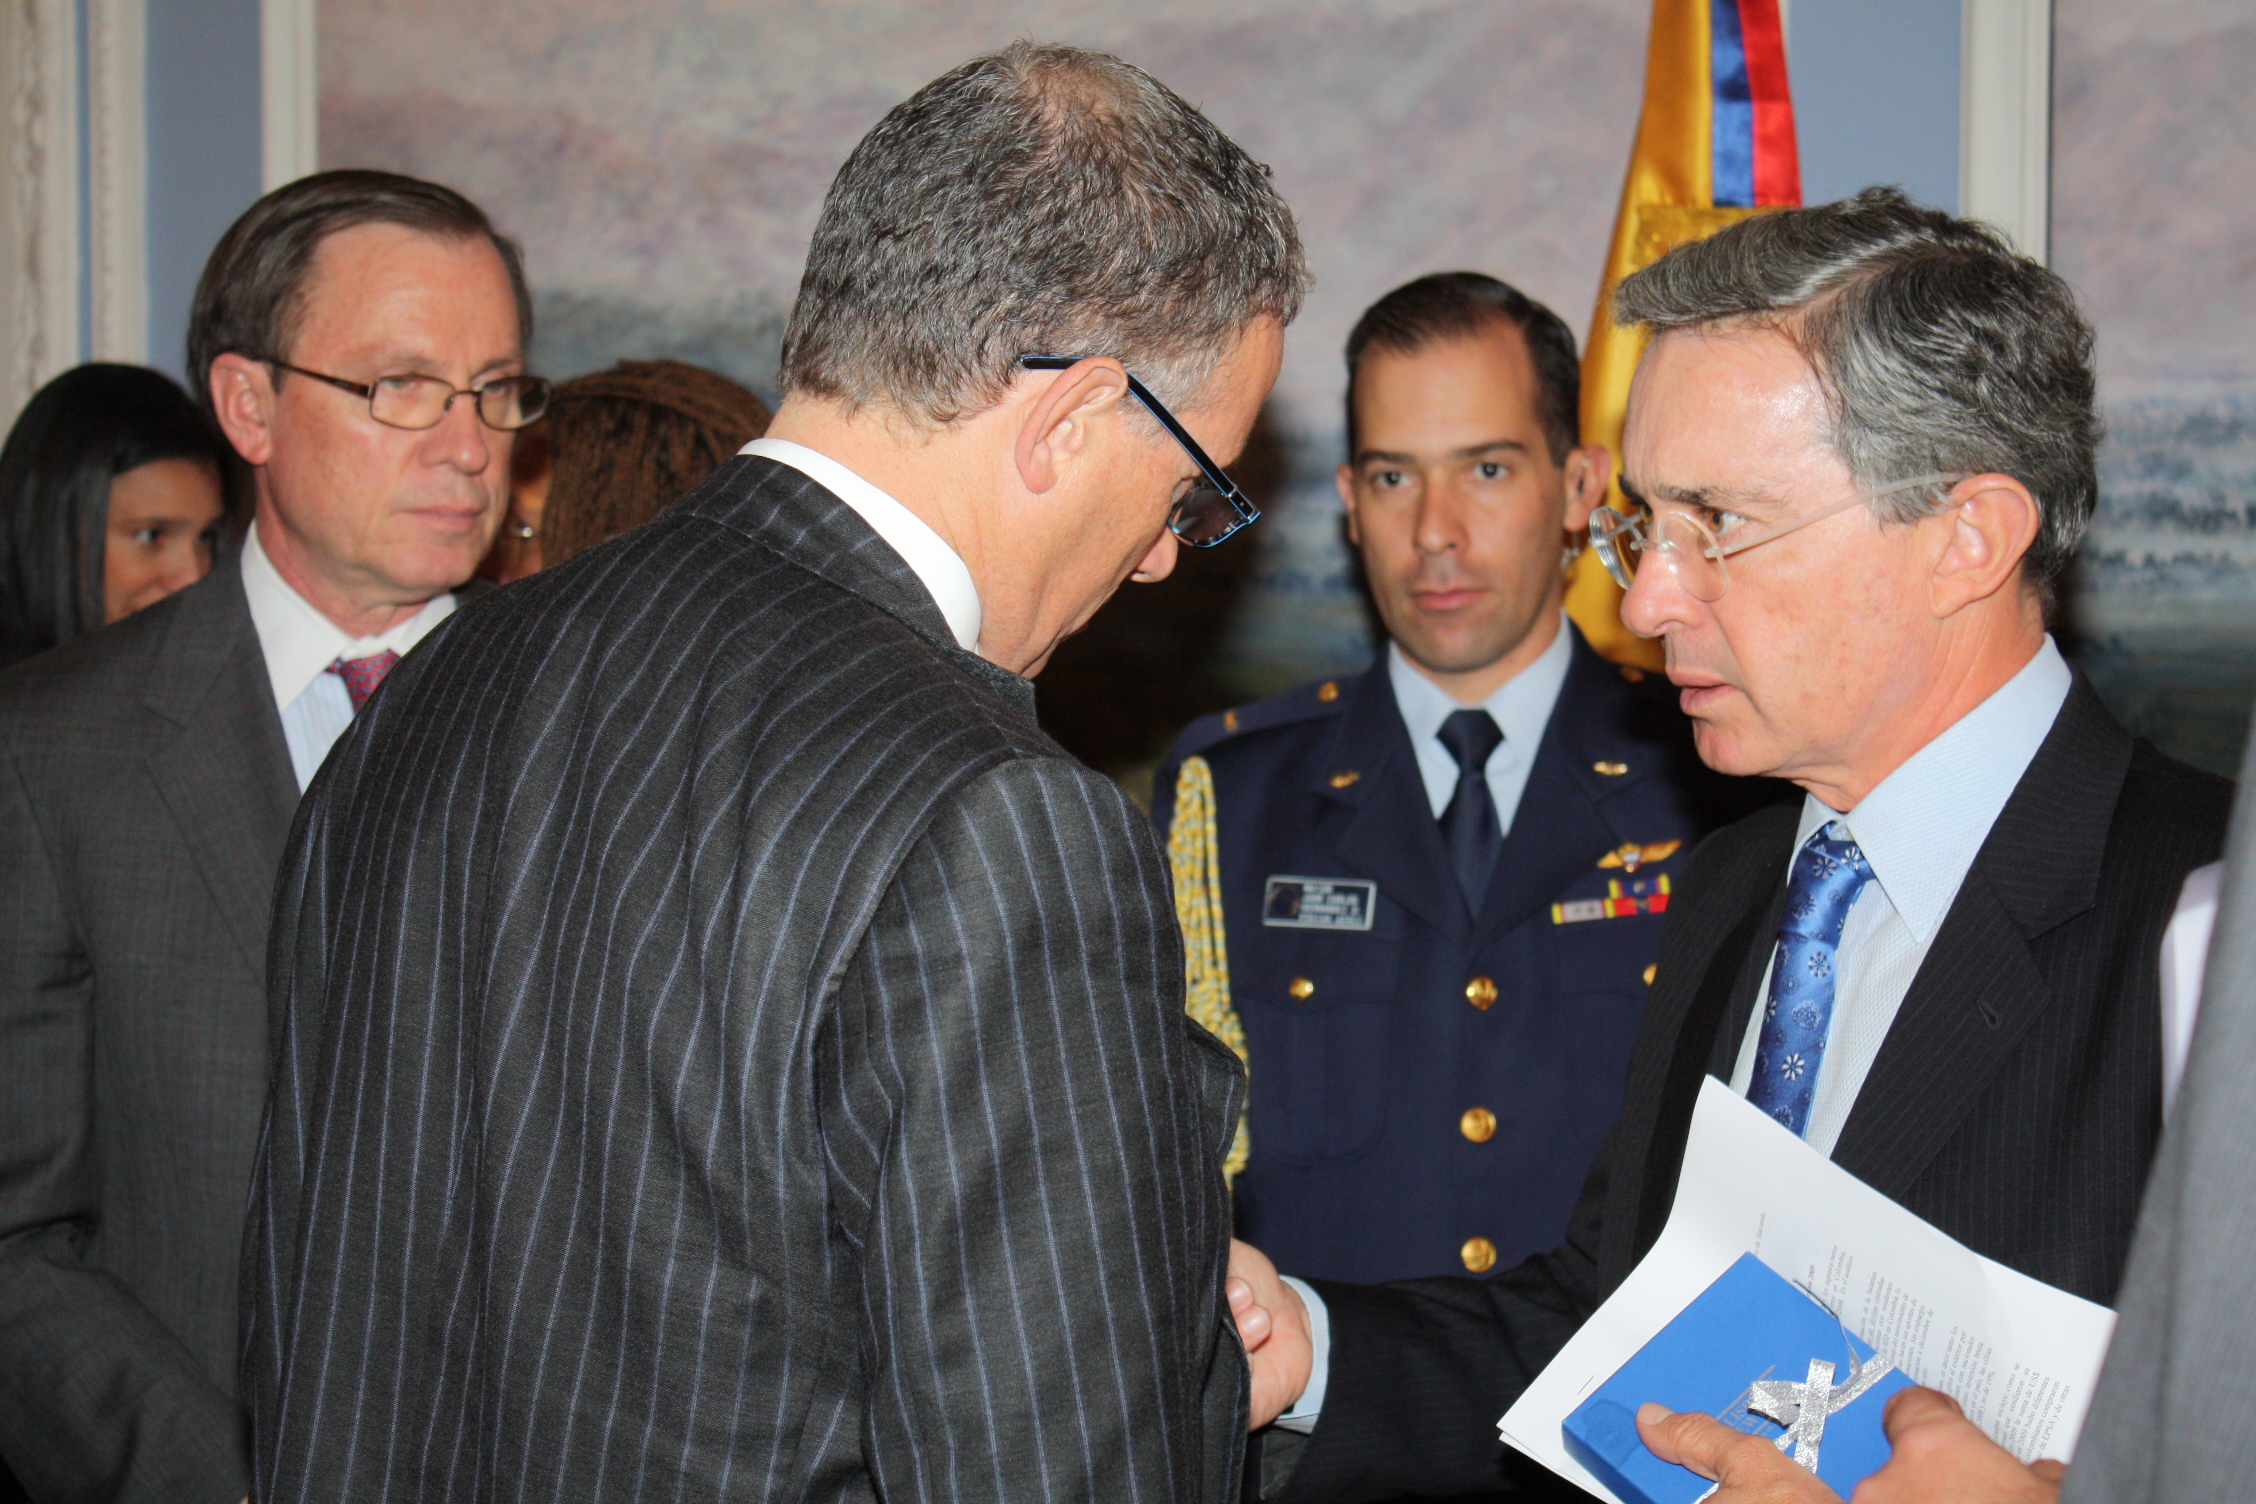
[536, 360, 773, 565]
[0, 363, 238, 666]
[780, 42, 1307, 424]
[186, 169, 533, 414]
[1343, 272, 1583, 463]
[1613, 187, 2098, 608]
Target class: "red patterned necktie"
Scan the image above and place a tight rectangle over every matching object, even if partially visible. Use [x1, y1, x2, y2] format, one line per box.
[327, 649, 401, 714]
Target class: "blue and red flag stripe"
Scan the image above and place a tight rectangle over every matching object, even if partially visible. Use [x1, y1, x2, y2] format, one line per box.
[1709, 0, 1800, 208]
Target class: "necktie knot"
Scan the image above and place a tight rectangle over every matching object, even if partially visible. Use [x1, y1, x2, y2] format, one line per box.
[1438, 708, 1503, 776]
[1781, 824, 1876, 942]
[328, 650, 401, 714]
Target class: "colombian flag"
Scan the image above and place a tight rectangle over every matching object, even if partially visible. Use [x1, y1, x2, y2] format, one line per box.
[1564, 0, 1801, 668]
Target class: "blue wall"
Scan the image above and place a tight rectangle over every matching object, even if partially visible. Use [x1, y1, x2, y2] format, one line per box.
[143, 0, 263, 382]
[1788, 0, 1962, 212]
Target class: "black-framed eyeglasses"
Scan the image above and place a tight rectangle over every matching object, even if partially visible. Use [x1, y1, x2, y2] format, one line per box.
[266, 359, 552, 432]
[1017, 355, 1260, 547]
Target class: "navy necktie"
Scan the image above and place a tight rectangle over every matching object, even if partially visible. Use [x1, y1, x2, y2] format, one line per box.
[1437, 709, 1505, 916]
[1747, 822, 1876, 1137]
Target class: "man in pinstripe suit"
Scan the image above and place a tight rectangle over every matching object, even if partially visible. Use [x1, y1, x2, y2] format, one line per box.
[241, 42, 1306, 1504]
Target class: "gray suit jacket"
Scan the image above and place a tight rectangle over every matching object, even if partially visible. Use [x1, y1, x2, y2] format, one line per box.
[2062, 717, 2256, 1502]
[242, 455, 1251, 1503]
[0, 552, 292, 1503]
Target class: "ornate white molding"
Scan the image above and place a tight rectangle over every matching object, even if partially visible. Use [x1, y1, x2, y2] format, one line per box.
[87, 0, 147, 364]
[262, 0, 317, 189]
[1961, 0, 2052, 261]
[0, 0, 82, 424]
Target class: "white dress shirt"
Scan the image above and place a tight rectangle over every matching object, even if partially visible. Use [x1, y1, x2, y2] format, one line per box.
[1387, 614, 1575, 834]
[741, 437, 982, 653]
[240, 521, 456, 790]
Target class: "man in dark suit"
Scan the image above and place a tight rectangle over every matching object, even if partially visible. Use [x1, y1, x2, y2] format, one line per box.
[241, 43, 1306, 1504]
[1153, 274, 1762, 1290]
[0, 171, 537, 1504]
[1225, 188, 2231, 1499]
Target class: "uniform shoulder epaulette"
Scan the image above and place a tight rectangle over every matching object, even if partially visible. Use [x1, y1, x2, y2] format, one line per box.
[1170, 675, 1353, 761]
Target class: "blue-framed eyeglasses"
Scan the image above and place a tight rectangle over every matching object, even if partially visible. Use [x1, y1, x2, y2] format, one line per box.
[1018, 355, 1260, 547]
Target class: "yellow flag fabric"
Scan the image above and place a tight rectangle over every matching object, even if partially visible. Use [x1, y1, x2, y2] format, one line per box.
[1565, 0, 1798, 667]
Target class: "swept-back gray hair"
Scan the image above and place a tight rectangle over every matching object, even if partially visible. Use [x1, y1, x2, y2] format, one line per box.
[780, 41, 1308, 425]
[1613, 187, 2098, 608]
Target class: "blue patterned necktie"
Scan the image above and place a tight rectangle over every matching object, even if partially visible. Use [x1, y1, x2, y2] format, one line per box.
[1747, 822, 1876, 1137]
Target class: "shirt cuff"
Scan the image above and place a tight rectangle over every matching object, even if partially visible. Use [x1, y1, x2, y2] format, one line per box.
[1272, 1276, 1330, 1433]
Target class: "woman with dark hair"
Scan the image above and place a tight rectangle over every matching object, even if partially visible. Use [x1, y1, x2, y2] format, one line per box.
[482, 359, 770, 582]
[0, 363, 233, 669]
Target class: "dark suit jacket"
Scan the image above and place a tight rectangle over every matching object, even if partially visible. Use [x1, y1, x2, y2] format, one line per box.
[1273, 675, 2230, 1503]
[1153, 633, 1768, 1283]
[0, 554, 293, 1504]
[241, 455, 1250, 1503]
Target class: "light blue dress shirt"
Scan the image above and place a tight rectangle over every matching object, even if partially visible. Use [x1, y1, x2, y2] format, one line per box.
[1725, 637, 2072, 1154]
[1386, 612, 1576, 832]
[239, 521, 456, 789]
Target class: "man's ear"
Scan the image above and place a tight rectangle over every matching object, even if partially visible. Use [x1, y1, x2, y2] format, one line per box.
[1562, 443, 1612, 533]
[1930, 473, 2041, 618]
[1335, 462, 1363, 548]
[208, 354, 279, 467]
[1013, 357, 1132, 496]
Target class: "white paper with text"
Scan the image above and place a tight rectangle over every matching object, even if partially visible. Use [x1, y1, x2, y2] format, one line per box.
[1498, 1078, 2117, 1502]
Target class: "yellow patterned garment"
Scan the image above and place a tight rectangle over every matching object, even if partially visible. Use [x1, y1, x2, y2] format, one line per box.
[1168, 755, 1249, 1181]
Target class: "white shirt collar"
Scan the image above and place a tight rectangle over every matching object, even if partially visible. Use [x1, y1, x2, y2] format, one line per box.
[740, 437, 983, 654]
[1386, 612, 1576, 759]
[239, 519, 457, 711]
[1798, 635, 2074, 943]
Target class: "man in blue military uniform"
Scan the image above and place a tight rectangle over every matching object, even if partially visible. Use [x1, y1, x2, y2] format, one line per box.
[1155, 273, 1765, 1285]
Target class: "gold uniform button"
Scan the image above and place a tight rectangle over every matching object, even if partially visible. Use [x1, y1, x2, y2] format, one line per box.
[1461, 1236, 1498, 1272]
[1317, 680, 1341, 702]
[1643, 963, 1658, 986]
[1465, 975, 1498, 1010]
[1460, 1106, 1497, 1143]
[1288, 976, 1315, 1000]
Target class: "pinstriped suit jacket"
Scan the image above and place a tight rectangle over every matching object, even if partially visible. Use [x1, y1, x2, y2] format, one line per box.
[241, 456, 1250, 1502]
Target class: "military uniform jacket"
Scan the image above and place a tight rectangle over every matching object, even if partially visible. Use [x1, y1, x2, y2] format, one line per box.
[1153, 627, 1761, 1284]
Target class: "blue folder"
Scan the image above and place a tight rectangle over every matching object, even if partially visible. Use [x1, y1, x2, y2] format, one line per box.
[1562, 1253, 1914, 1504]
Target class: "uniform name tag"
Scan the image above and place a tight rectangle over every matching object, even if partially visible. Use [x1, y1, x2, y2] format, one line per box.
[1263, 875, 1377, 931]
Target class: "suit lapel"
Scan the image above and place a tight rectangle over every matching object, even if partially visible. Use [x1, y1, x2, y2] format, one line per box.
[1612, 802, 1799, 1276]
[1831, 676, 2132, 1196]
[1322, 659, 1469, 941]
[141, 558, 298, 979]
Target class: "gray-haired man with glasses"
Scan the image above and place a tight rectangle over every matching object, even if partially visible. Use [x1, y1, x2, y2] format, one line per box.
[1224, 189, 2231, 1501]
[0, 169, 536, 1503]
[241, 43, 1302, 1504]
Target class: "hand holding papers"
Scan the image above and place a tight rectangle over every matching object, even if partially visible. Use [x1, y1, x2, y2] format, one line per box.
[1502, 1079, 2115, 1503]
